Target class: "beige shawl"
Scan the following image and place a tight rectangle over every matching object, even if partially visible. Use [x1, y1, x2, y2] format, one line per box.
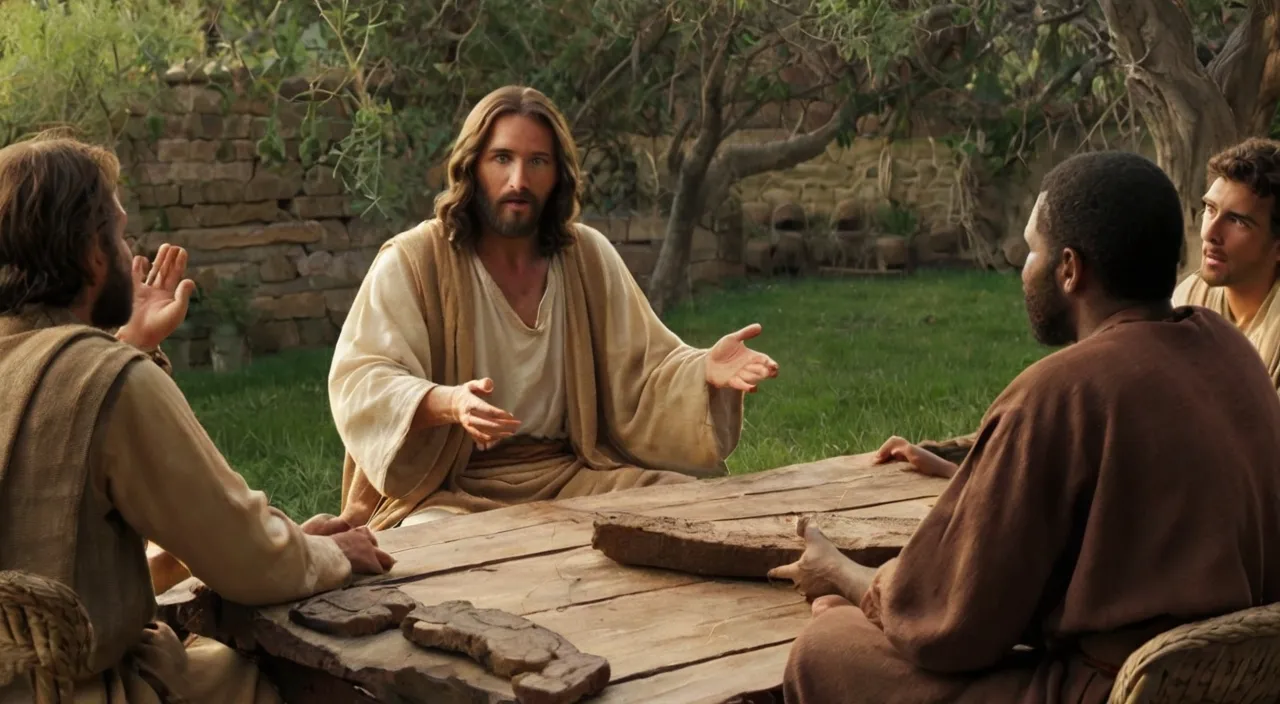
[333, 221, 744, 530]
[1173, 274, 1280, 391]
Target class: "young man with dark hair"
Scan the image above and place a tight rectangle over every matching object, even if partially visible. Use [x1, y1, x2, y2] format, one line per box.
[0, 135, 393, 703]
[1173, 137, 1280, 390]
[771, 151, 1280, 703]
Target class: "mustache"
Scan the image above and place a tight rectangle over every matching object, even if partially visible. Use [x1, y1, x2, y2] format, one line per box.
[499, 192, 535, 205]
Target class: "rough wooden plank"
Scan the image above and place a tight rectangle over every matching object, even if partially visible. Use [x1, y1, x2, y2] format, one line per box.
[289, 585, 419, 637]
[397, 546, 700, 616]
[591, 512, 919, 578]
[526, 581, 808, 682]
[554, 453, 889, 515]
[362, 515, 595, 587]
[403, 601, 610, 704]
[248, 602, 519, 703]
[375, 504, 575, 554]
[593, 643, 792, 704]
[648, 467, 945, 522]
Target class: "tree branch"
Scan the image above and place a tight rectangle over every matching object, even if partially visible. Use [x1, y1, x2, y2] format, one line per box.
[1206, 0, 1275, 135]
[698, 99, 855, 213]
[573, 14, 672, 125]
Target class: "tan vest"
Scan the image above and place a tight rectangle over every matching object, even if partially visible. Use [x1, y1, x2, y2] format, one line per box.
[0, 309, 153, 675]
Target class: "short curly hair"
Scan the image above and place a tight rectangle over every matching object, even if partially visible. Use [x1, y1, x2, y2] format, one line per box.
[1206, 137, 1280, 238]
[1036, 150, 1184, 303]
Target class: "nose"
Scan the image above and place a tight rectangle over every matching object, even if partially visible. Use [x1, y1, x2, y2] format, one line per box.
[1201, 210, 1223, 244]
[506, 160, 530, 194]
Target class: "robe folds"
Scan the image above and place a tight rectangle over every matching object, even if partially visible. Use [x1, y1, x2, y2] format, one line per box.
[784, 307, 1280, 704]
[331, 220, 745, 530]
[0, 308, 351, 703]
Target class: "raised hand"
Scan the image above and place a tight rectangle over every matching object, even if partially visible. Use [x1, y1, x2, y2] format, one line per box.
[116, 243, 197, 351]
[874, 436, 958, 479]
[451, 378, 522, 450]
[705, 323, 779, 392]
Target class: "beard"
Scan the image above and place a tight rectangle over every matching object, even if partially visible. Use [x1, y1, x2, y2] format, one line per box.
[475, 189, 544, 239]
[1024, 262, 1074, 347]
[91, 254, 133, 329]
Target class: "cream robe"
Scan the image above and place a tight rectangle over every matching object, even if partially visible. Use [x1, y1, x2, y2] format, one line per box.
[330, 221, 745, 530]
[1173, 274, 1280, 390]
[0, 309, 351, 704]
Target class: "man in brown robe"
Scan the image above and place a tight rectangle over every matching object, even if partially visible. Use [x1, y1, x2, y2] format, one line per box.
[1172, 137, 1280, 390]
[0, 136, 393, 702]
[769, 150, 1280, 703]
[332, 85, 779, 531]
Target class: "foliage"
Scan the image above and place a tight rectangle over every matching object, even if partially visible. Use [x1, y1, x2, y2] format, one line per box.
[192, 272, 259, 332]
[0, 0, 205, 146]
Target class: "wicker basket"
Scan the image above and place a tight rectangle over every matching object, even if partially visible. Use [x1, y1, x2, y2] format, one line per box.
[1109, 603, 1280, 703]
[0, 570, 95, 704]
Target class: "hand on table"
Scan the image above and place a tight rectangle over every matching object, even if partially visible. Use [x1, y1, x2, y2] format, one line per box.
[874, 436, 958, 479]
[705, 323, 779, 393]
[330, 526, 396, 575]
[767, 516, 860, 603]
[116, 244, 197, 351]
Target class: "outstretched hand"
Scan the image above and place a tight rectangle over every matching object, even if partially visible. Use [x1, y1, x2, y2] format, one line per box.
[705, 323, 779, 393]
[116, 244, 197, 351]
[451, 378, 521, 450]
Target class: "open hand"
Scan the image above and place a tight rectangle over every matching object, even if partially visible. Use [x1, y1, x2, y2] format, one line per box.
[875, 436, 958, 479]
[705, 323, 779, 392]
[330, 526, 396, 575]
[452, 378, 521, 450]
[767, 516, 854, 602]
[116, 244, 197, 351]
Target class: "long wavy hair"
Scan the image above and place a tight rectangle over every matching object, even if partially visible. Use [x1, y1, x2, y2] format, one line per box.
[0, 135, 121, 315]
[434, 86, 583, 256]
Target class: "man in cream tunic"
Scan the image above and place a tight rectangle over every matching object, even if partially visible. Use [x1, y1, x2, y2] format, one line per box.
[1173, 137, 1280, 390]
[331, 85, 780, 530]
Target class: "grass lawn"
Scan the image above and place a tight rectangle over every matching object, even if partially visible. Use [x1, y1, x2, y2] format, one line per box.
[174, 270, 1049, 521]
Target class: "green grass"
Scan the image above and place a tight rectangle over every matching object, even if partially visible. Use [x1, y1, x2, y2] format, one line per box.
[175, 270, 1048, 521]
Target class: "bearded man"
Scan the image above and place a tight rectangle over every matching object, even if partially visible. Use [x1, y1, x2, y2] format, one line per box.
[0, 135, 393, 703]
[330, 85, 778, 531]
[1172, 137, 1280, 390]
[770, 150, 1280, 703]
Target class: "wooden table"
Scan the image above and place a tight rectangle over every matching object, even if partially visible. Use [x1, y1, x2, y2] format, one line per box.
[160, 452, 947, 703]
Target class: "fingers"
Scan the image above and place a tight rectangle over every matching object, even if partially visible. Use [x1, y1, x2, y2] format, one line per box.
[731, 323, 763, 341]
[727, 377, 756, 393]
[375, 546, 396, 571]
[145, 244, 169, 287]
[174, 279, 196, 306]
[766, 562, 799, 581]
[466, 378, 495, 395]
[874, 436, 906, 463]
[354, 525, 379, 546]
[132, 255, 149, 287]
[470, 399, 517, 422]
[159, 246, 189, 291]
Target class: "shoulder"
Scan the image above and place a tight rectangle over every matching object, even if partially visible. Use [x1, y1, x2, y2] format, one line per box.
[1171, 272, 1208, 305]
[567, 222, 614, 256]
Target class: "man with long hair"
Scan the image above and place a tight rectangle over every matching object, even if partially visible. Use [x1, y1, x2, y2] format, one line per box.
[331, 85, 778, 529]
[771, 151, 1280, 703]
[0, 135, 392, 702]
[1173, 137, 1280, 390]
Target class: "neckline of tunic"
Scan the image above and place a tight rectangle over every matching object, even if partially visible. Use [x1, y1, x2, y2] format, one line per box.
[473, 255, 560, 335]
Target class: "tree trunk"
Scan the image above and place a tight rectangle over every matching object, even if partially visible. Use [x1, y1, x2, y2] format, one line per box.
[1099, 0, 1240, 276]
[648, 144, 718, 316]
[1099, 0, 1280, 276]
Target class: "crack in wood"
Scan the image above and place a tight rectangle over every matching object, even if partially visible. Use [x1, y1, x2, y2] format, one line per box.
[606, 636, 797, 685]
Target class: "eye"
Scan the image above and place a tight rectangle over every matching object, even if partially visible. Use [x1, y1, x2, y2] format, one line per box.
[494, 154, 510, 164]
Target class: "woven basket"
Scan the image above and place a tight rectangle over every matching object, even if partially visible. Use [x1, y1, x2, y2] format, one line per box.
[0, 570, 95, 704]
[1109, 603, 1280, 703]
